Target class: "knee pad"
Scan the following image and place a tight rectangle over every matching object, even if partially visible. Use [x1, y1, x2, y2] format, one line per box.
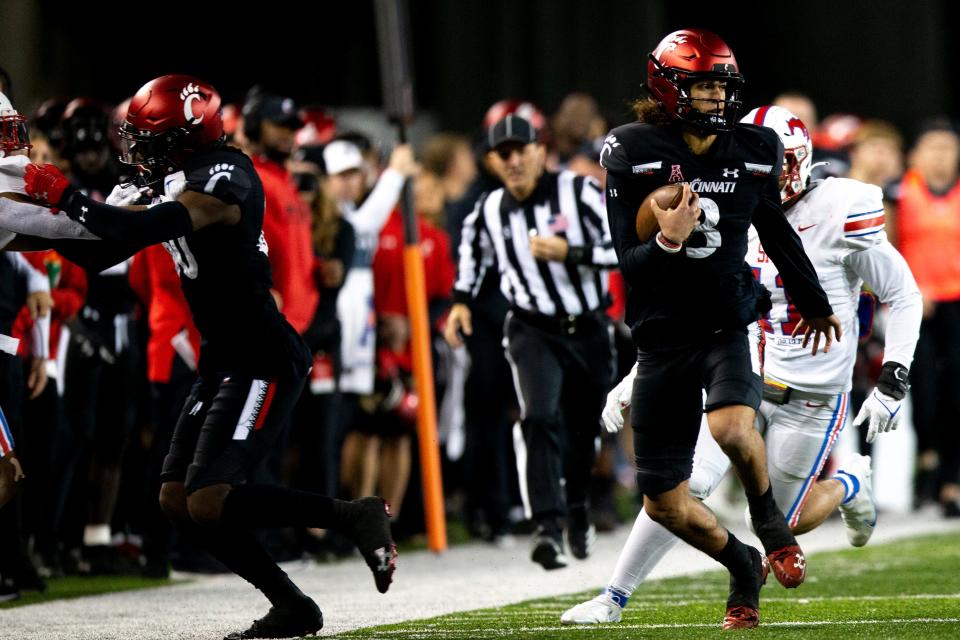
[688, 467, 722, 501]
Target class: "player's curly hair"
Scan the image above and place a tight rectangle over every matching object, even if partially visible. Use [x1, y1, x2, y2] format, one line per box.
[631, 97, 672, 127]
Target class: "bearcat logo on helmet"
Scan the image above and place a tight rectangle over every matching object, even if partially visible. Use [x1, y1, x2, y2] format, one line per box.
[179, 82, 206, 125]
[118, 74, 225, 189]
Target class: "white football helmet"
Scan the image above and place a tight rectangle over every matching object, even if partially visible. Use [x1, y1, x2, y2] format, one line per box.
[742, 105, 812, 204]
[0, 91, 30, 158]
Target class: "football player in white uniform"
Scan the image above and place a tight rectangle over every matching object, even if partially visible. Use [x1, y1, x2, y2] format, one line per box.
[562, 105, 922, 624]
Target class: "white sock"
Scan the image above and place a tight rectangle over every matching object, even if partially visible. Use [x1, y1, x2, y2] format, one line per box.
[607, 508, 680, 599]
[833, 471, 859, 505]
[83, 524, 111, 546]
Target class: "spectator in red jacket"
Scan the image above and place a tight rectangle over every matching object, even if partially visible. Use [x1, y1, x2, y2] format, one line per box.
[128, 245, 201, 577]
[10, 250, 84, 579]
[340, 171, 455, 522]
[243, 94, 318, 335]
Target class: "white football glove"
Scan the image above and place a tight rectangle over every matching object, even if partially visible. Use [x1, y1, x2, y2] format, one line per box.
[601, 364, 637, 434]
[163, 171, 187, 201]
[105, 183, 145, 207]
[852, 388, 902, 443]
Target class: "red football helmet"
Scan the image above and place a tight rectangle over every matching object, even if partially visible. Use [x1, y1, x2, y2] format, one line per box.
[118, 74, 224, 187]
[647, 29, 744, 133]
[0, 91, 30, 158]
[812, 113, 863, 151]
[294, 106, 337, 147]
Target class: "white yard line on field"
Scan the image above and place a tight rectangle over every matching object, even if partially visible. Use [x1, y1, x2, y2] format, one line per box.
[1, 510, 958, 639]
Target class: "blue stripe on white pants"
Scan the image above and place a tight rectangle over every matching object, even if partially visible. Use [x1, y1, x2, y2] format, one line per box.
[784, 393, 847, 527]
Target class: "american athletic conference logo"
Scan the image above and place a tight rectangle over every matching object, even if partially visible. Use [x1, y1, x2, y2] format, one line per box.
[668, 164, 684, 182]
[180, 83, 205, 125]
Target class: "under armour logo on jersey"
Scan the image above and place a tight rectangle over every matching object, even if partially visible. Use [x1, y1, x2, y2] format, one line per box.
[180, 83, 205, 125]
[723, 168, 739, 179]
[668, 164, 684, 183]
[79, 205, 88, 222]
[204, 164, 235, 194]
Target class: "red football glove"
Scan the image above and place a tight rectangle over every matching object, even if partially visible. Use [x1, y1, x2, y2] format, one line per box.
[24, 163, 72, 209]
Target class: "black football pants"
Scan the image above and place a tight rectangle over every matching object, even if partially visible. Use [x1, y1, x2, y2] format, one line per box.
[504, 312, 613, 528]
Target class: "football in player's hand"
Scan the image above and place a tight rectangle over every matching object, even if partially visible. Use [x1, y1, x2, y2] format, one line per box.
[636, 184, 683, 241]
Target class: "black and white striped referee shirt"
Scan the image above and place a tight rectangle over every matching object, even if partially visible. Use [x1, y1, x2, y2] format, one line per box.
[452, 170, 618, 317]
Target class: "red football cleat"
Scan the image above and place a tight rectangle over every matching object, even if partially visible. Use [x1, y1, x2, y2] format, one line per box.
[767, 544, 806, 588]
[723, 605, 759, 630]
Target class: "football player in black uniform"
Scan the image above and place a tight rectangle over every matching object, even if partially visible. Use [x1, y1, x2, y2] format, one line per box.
[20, 75, 396, 640]
[601, 31, 841, 629]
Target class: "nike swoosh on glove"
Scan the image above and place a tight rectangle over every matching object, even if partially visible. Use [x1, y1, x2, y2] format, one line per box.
[24, 163, 73, 209]
[852, 388, 902, 443]
[601, 363, 637, 434]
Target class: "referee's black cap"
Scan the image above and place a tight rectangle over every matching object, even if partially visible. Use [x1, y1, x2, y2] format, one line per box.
[487, 114, 538, 150]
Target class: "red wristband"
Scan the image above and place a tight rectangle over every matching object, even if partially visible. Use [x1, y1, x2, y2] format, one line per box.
[656, 232, 682, 253]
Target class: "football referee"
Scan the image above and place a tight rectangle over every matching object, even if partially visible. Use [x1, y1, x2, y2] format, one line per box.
[444, 114, 618, 570]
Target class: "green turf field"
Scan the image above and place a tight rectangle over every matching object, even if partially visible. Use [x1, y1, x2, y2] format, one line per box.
[330, 532, 960, 639]
[0, 575, 172, 609]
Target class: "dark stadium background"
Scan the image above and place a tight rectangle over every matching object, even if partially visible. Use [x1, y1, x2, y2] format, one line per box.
[1, 0, 957, 140]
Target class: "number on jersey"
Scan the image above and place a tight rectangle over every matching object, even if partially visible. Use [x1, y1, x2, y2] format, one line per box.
[163, 236, 199, 279]
[751, 268, 801, 336]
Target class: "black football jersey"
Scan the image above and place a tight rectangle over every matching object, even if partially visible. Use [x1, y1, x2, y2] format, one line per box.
[52, 146, 310, 379]
[602, 122, 831, 350]
[162, 146, 310, 378]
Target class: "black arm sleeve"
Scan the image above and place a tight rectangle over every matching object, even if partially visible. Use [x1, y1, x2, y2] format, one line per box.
[751, 180, 833, 319]
[63, 191, 193, 246]
[606, 171, 680, 283]
[48, 238, 140, 273]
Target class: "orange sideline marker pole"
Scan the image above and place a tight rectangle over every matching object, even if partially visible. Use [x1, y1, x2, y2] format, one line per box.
[402, 245, 447, 552]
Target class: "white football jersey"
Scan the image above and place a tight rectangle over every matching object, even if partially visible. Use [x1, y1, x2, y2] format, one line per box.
[748, 178, 887, 393]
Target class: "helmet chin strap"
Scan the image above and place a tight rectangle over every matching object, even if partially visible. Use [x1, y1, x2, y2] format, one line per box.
[810, 161, 830, 172]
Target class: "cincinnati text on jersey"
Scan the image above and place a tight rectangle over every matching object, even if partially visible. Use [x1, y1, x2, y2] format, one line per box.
[688, 178, 737, 193]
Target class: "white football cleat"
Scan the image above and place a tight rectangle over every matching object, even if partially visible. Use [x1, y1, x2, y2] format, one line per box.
[837, 454, 876, 547]
[560, 592, 623, 625]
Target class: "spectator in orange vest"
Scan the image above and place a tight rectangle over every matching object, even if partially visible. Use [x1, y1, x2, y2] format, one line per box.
[885, 118, 960, 516]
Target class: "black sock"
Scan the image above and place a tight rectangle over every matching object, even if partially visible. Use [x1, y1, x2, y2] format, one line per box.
[746, 485, 779, 525]
[711, 531, 753, 582]
[747, 486, 795, 553]
[220, 484, 338, 529]
[184, 521, 303, 606]
[536, 515, 563, 538]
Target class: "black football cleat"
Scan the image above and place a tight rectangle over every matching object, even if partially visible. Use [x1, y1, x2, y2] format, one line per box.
[530, 529, 568, 570]
[722, 546, 768, 631]
[342, 497, 397, 594]
[223, 598, 323, 640]
[567, 523, 596, 560]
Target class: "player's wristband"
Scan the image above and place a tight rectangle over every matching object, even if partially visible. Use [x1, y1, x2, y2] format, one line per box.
[876, 361, 909, 400]
[655, 232, 682, 254]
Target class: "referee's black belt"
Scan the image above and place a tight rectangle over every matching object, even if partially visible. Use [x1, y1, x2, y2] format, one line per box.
[510, 307, 606, 336]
